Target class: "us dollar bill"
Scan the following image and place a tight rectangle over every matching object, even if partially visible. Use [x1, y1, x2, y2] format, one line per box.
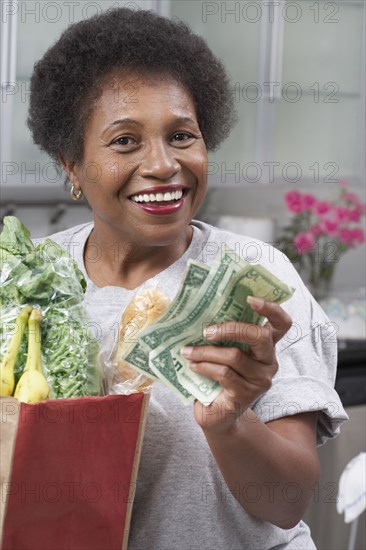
[120, 341, 160, 382]
[123, 259, 211, 380]
[165, 264, 294, 403]
[123, 253, 245, 391]
[122, 250, 295, 405]
[137, 252, 247, 353]
[154, 259, 211, 323]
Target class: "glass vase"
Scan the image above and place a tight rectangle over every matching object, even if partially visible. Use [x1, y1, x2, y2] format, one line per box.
[307, 263, 336, 302]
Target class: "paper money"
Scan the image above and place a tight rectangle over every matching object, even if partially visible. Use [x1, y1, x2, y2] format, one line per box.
[122, 250, 295, 405]
[124, 253, 240, 375]
[120, 340, 160, 382]
[123, 259, 211, 382]
[165, 264, 294, 403]
[147, 262, 259, 403]
[137, 253, 246, 352]
[157, 260, 211, 323]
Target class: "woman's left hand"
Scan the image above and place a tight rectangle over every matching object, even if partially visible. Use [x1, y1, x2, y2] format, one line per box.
[181, 296, 292, 434]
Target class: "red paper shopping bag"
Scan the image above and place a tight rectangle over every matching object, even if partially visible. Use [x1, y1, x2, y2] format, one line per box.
[0, 394, 149, 550]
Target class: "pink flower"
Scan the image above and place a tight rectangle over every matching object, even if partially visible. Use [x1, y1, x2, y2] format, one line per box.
[320, 219, 339, 235]
[312, 201, 332, 216]
[338, 227, 365, 247]
[350, 228, 365, 245]
[285, 190, 301, 202]
[285, 191, 318, 213]
[334, 207, 350, 222]
[285, 190, 302, 213]
[348, 209, 361, 222]
[294, 232, 315, 253]
[338, 228, 354, 246]
[302, 194, 316, 210]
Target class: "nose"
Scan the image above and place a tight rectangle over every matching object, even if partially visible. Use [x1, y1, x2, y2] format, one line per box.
[139, 139, 180, 180]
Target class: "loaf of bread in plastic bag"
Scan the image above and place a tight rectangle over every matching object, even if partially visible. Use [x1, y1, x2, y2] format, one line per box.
[113, 287, 170, 393]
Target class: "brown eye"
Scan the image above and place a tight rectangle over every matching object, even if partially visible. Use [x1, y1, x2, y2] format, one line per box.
[171, 132, 193, 142]
[113, 136, 136, 146]
[173, 132, 192, 141]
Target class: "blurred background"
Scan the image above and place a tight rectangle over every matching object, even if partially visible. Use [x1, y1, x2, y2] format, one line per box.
[1, 1, 365, 548]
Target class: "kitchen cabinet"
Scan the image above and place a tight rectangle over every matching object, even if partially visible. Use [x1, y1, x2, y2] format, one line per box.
[171, 0, 365, 186]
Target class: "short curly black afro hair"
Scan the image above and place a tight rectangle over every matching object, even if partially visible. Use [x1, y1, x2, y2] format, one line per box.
[27, 7, 237, 166]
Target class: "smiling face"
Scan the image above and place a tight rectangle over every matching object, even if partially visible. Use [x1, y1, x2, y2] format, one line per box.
[66, 73, 208, 249]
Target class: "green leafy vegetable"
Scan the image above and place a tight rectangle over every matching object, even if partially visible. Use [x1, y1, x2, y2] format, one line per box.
[0, 216, 100, 398]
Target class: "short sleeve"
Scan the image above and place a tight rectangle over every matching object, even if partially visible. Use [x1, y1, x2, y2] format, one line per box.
[252, 267, 348, 446]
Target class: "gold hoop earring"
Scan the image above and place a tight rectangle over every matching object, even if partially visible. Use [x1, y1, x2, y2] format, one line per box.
[70, 184, 83, 201]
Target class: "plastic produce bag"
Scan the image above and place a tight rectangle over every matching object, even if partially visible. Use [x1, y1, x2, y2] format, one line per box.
[0, 216, 100, 399]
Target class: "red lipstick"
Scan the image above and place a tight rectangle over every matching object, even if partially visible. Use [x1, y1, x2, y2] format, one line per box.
[129, 187, 188, 216]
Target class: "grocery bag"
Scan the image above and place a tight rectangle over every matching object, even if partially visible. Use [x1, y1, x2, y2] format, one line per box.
[0, 394, 149, 550]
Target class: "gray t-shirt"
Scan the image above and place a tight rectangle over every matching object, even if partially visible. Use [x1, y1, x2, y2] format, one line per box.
[40, 220, 347, 550]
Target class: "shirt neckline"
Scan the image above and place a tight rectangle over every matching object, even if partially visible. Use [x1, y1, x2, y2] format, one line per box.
[79, 223, 204, 294]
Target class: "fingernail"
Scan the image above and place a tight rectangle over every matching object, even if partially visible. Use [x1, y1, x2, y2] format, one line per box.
[247, 296, 264, 309]
[203, 325, 217, 338]
[181, 346, 193, 357]
[189, 362, 198, 371]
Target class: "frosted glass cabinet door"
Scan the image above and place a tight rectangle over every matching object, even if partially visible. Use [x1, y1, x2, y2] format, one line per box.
[270, 0, 365, 184]
[1, 0, 153, 196]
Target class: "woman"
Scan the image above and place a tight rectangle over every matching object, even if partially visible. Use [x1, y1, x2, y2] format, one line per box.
[28, 7, 347, 549]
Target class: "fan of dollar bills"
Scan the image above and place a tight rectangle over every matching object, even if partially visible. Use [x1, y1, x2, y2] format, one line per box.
[123, 250, 295, 405]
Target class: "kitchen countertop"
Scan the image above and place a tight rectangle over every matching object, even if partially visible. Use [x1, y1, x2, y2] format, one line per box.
[335, 339, 366, 407]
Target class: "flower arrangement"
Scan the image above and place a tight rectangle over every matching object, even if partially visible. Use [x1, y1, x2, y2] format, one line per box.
[277, 182, 366, 298]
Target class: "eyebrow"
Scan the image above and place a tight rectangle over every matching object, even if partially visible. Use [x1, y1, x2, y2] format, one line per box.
[104, 118, 140, 131]
[172, 116, 197, 125]
[103, 115, 197, 134]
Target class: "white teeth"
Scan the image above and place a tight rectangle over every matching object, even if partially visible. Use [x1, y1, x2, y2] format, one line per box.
[130, 189, 184, 203]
